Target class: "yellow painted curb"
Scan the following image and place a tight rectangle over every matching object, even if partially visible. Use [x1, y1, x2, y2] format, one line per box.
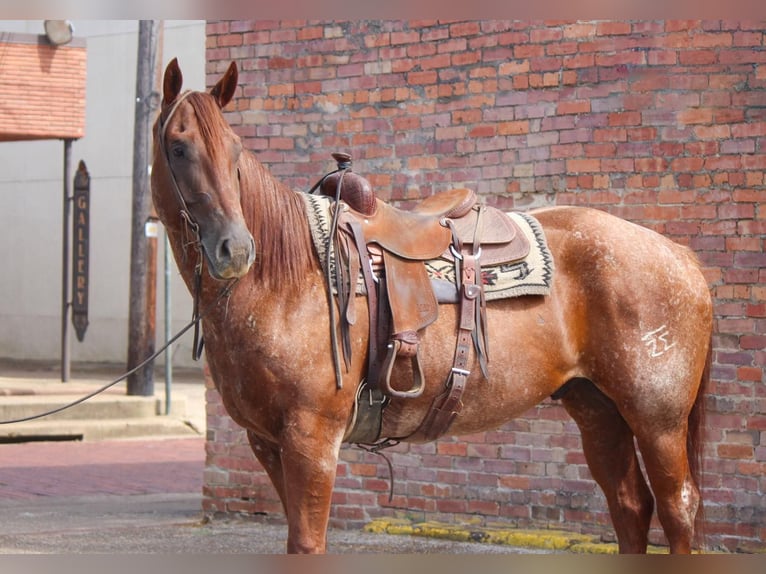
[363, 518, 670, 554]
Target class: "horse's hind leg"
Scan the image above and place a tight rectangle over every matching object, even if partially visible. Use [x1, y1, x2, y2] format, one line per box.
[559, 379, 654, 553]
[634, 426, 700, 554]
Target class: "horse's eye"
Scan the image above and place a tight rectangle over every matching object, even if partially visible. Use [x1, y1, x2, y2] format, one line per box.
[171, 145, 185, 159]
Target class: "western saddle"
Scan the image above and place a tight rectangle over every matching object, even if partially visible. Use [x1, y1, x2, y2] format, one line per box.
[313, 153, 530, 444]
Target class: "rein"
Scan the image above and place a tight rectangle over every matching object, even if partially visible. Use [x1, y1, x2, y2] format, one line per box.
[0, 278, 238, 426]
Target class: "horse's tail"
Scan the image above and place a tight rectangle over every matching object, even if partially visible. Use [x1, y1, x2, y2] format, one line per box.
[688, 332, 711, 550]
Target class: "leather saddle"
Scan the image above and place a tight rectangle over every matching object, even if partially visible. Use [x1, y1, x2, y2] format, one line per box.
[315, 153, 530, 443]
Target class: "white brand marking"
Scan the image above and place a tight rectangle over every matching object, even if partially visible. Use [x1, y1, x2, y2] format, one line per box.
[642, 325, 677, 357]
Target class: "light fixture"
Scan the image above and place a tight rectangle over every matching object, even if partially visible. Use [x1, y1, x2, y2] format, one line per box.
[44, 20, 74, 46]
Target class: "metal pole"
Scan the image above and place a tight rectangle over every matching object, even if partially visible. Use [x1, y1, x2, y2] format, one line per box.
[61, 139, 73, 382]
[164, 231, 172, 414]
[155, 22, 172, 415]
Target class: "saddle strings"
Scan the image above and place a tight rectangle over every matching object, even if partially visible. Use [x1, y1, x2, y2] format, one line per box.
[308, 159, 353, 390]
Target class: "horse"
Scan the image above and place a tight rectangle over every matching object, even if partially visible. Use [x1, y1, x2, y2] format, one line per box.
[151, 58, 713, 554]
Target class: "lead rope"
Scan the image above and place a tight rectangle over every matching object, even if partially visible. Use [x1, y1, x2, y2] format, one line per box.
[0, 278, 238, 426]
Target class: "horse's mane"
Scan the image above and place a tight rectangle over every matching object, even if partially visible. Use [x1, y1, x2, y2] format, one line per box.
[238, 150, 320, 290]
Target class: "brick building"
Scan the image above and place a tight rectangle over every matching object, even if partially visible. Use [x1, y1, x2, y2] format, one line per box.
[200, 20, 765, 552]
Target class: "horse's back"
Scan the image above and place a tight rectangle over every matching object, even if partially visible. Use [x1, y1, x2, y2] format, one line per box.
[532, 205, 708, 299]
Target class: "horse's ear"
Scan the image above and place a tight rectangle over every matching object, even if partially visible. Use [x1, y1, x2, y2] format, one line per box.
[162, 57, 183, 107]
[210, 61, 238, 109]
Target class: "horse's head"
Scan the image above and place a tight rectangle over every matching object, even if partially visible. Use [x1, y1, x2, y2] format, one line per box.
[152, 58, 255, 280]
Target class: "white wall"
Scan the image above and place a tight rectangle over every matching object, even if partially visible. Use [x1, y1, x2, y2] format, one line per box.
[0, 20, 206, 369]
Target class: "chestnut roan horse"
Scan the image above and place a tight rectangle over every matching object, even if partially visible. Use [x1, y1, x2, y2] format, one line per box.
[152, 59, 713, 554]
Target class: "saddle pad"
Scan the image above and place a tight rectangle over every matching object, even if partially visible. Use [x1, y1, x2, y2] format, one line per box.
[426, 211, 554, 300]
[300, 193, 554, 300]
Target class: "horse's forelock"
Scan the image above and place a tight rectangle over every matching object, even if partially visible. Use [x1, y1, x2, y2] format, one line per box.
[186, 92, 232, 163]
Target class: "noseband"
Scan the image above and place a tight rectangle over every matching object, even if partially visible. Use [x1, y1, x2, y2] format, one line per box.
[157, 90, 236, 361]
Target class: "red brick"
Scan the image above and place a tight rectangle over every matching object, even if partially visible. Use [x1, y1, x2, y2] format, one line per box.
[607, 111, 641, 126]
[497, 120, 529, 135]
[407, 70, 437, 84]
[670, 157, 705, 171]
[449, 21, 481, 37]
[563, 22, 597, 39]
[567, 159, 600, 173]
[391, 30, 419, 45]
[452, 51, 481, 66]
[596, 21, 632, 36]
[557, 100, 591, 114]
[636, 158, 667, 172]
[531, 27, 563, 43]
[680, 49, 719, 65]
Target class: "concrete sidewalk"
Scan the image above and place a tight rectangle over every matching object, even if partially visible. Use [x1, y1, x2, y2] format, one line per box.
[0, 359, 206, 441]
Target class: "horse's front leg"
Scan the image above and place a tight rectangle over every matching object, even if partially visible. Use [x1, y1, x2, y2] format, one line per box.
[279, 412, 344, 554]
[246, 430, 288, 511]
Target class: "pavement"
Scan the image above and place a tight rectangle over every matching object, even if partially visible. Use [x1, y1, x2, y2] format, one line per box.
[0, 360, 561, 555]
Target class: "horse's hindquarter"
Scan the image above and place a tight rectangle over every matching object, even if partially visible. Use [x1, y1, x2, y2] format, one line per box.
[531, 206, 712, 421]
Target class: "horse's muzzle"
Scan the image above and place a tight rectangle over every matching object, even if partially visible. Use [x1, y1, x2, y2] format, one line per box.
[203, 227, 256, 280]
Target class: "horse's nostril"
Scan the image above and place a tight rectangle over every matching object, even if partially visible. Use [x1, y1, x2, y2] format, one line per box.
[218, 238, 232, 262]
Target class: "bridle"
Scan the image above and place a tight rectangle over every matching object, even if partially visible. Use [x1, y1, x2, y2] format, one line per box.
[157, 90, 238, 361]
[158, 90, 197, 230]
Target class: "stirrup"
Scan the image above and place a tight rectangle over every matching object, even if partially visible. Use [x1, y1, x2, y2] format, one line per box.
[381, 338, 425, 399]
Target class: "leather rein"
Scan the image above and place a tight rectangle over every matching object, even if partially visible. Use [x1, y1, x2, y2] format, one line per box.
[307, 157, 352, 390]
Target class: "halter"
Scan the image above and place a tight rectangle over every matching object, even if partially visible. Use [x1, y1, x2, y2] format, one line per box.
[157, 89, 232, 361]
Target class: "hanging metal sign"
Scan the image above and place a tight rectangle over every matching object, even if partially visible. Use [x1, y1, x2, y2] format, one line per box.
[72, 160, 90, 342]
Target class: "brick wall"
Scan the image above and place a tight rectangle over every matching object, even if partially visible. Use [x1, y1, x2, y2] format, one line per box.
[0, 33, 86, 141]
[202, 20, 766, 552]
